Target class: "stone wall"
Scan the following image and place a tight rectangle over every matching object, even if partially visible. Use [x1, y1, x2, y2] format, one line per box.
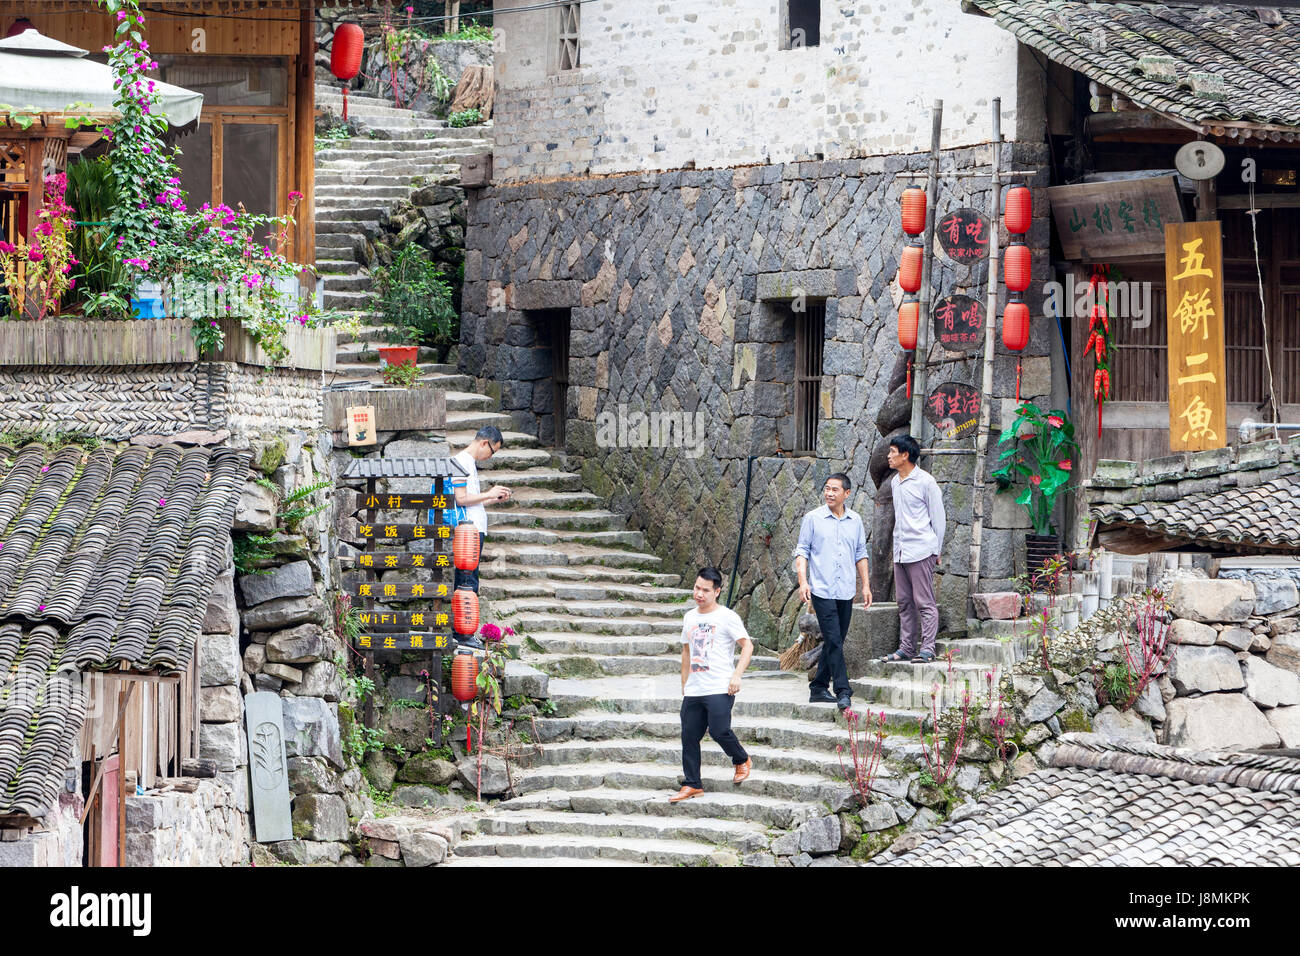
[197, 565, 252, 834]
[124, 781, 246, 867]
[0, 363, 322, 441]
[490, 0, 1034, 182]
[0, 793, 83, 867]
[462, 142, 1053, 642]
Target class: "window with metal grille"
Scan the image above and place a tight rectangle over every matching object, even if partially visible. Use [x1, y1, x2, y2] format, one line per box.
[782, 0, 820, 49]
[793, 301, 826, 455]
[557, 2, 580, 71]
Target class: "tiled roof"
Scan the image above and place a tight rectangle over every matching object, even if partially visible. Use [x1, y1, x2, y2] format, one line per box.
[873, 734, 1300, 866]
[1087, 438, 1300, 552]
[0, 443, 248, 818]
[967, 1, 1300, 131]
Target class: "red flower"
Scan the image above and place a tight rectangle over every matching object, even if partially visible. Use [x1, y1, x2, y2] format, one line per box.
[1059, 459, 1073, 471]
[1030, 474, 1042, 486]
[1046, 415, 1064, 428]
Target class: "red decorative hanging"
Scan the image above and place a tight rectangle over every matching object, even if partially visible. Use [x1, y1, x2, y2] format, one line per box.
[906, 358, 913, 399]
[1003, 242, 1031, 292]
[1002, 300, 1030, 352]
[1015, 361, 1022, 401]
[452, 651, 479, 702]
[453, 524, 481, 571]
[1004, 185, 1032, 234]
[898, 297, 920, 350]
[331, 23, 364, 120]
[901, 187, 927, 236]
[898, 244, 923, 293]
[1087, 264, 1114, 439]
[452, 588, 480, 635]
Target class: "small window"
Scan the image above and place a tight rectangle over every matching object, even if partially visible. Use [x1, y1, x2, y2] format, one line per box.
[793, 300, 826, 455]
[557, 2, 580, 70]
[783, 0, 820, 49]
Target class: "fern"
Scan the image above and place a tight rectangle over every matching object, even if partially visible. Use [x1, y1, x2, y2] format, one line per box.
[283, 479, 330, 504]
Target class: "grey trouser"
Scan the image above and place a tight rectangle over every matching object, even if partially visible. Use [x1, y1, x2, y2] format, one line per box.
[894, 554, 938, 657]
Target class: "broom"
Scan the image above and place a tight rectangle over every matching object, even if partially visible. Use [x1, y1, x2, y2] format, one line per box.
[779, 632, 817, 671]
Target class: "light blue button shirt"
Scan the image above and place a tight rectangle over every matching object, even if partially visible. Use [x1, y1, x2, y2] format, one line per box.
[792, 505, 868, 600]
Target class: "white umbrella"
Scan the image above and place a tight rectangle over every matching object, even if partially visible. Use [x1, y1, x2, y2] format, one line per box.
[0, 28, 203, 127]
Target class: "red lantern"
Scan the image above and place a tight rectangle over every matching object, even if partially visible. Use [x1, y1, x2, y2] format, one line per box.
[451, 651, 479, 702]
[898, 244, 923, 294]
[453, 588, 480, 635]
[901, 187, 926, 236]
[1003, 242, 1031, 292]
[453, 524, 480, 571]
[1004, 185, 1032, 235]
[331, 23, 364, 80]
[1002, 301, 1030, 352]
[898, 297, 920, 351]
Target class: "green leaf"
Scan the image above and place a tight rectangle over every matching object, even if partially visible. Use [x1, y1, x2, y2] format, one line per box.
[1015, 487, 1032, 506]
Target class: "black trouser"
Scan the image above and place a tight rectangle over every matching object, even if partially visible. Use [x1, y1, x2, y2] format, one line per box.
[454, 531, 485, 592]
[680, 693, 749, 788]
[809, 595, 853, 699]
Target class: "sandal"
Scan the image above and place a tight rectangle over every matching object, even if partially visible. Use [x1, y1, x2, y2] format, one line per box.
[911, 651, 937, 664]
[879, 651, 911, 663]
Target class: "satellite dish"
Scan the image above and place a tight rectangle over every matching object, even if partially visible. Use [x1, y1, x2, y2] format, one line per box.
[1175, 140, 1225, 180]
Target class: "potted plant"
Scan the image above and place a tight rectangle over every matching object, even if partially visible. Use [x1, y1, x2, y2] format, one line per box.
[373, 245, 458, 363]
[991, 402, 1080, 575]
[377, 344, 419, 368]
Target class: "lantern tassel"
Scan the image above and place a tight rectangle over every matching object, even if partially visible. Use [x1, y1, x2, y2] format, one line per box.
[906, 358, 913, 399]
[1015, 361, 1022, 402]
[342, 86, 349, 122]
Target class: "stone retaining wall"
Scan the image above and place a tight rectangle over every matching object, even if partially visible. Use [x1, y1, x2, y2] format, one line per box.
[124, 781, 247, 867]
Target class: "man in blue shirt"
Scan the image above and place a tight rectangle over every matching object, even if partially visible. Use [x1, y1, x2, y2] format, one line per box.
[793, 473, 872, 710]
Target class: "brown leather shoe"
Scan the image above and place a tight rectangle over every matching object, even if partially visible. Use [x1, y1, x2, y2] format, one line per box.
[669, 785, 704, 803]
[733, 757, 753, 784]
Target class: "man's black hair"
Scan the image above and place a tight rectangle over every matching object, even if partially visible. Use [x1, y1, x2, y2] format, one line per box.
[696, 567, 724, 590]
[475, 425, 505, 446]
[890, 434, 921, 464]
[825, 472, 851, 491]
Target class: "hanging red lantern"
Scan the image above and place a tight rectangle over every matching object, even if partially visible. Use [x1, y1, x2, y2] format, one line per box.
[453, 524, 480, 571]
[1002, 300, 1030, 352]
[453, 587, 480, 635]
[1003, 242, 1031, 292]
[451, 651, 479, 702]
[331, 23, 364, 80]
[898, 297, 920, 351]
[901, 187, 926, 236]
[1004, 185, 1032, 235]
[898, 244, 923, 293]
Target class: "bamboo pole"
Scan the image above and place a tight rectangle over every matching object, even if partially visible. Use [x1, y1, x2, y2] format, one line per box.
[908, 101, 944, 439]
[968, 99, 1003, 603]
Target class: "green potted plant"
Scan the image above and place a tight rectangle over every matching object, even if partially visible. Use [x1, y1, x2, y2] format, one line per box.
[991, 402, 1080, 574]
[372, 245, 458, 363]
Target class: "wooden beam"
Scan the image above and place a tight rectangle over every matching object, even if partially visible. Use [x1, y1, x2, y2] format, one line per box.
[1218, 194, 1300, 209]
[295, 2, 316, 272]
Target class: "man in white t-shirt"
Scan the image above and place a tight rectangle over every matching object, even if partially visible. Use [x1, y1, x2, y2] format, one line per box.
[670, 567, 755, 803]
[449, 426, 511, 649]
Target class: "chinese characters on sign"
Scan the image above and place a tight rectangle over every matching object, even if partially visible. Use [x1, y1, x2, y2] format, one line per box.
[1164, 221, 1226, 452]
[936, 208, 990, 262]
[932, 295, 985, 352]
[1047, 177, 1184, 260]
[346, 405, 377, 446]
[922, 382, 982, 439]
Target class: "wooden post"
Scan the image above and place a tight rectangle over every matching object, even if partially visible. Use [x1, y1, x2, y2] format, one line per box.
[295, 1, 316, 272]
[909, 101, 944, 440]
[968, 99, 1003, 603]
[445, 0, 461, 34]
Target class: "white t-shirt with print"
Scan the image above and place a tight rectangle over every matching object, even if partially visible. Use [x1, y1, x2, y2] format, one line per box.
[452, 450, 488, 534]
[682, 605, 750, 697]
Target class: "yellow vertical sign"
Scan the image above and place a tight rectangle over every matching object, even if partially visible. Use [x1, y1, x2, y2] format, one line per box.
[1165, 222, 1227, 452]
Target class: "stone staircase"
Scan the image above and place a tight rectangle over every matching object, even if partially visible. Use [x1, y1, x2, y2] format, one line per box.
[313, 83, 491, 354]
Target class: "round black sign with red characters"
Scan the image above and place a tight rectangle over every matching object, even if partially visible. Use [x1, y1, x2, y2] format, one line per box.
[923, 382, 982, 440]
[932, 294, 985, 352]
[936, 207, 991, 262]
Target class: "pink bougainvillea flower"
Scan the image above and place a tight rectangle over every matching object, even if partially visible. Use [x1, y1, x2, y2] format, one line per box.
[40, 465, 49, 473]
[288, 190, 303, 202]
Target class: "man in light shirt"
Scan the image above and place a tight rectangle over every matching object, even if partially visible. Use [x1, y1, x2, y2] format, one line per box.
[670, 567, 755, 803]
[879, 434, 946, 664]
[793, 473, 871, 711]
[449, 426, 511, 649]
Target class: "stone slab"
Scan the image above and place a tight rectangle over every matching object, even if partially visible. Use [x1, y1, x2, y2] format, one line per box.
[246, 690, 294, 843]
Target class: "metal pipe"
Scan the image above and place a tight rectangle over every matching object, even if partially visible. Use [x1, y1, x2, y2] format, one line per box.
[1239, 420, 1300, 442]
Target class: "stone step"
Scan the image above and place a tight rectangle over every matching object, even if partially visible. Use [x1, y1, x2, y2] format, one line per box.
[476, 447, 554, 471]
[488, 507, 622, 531]
[320, 273, 373, 293]
[533, 737, 857, 781]
[521, 632, 683, 656]
[532, 653, 781, 678]
[443, 856, 640, 867]
[498, 786, 819, 830]
[317, 136, 489, 153]
[512, 759, 848, 806]
[446, 428, 539, 450]
[850, 673, 1005, 712]
[487, 526, 647, 549]
[316, 258, 361, 275]
[496, 597, 689, 620]
[450, 832, 727, 866]
[485, 564, 681, 588]
[315, 185, 412, 202]
[443, 390, 494, 411]
[317, 160, 463, 178]
[317, 219, 376, 236]
[471, 809, 771, 854]
[510, 613, 679, 635]
[539, 708, 927, 764]
[480, 578, 686, 603]
[334, 326, 405, 346]
[489, 486, 600, 510]
[325, 290, 375, 309]
[475, 469, 583, 492]
[483, 544, 663, 571]
[315, 233, 364, 254]
[316, 172, 422, 187]
[317, 205, 389, 223]
[444, 409, 517, 433]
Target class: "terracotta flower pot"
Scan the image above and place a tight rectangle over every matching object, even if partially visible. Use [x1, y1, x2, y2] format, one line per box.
[378, 345, 418, 368]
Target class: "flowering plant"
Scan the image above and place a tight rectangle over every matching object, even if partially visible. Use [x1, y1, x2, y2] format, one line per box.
[990, 402, 1079, 536]
[0, 173, 79, 318]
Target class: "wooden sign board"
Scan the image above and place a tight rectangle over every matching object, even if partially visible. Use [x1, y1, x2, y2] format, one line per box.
[357, 632, 453, 651]
[347, 405, 377, 446]
[358, 522, 452, 541]
[1048, 176, 1184, 260]
[1165, 221, 1227, 451]
[349, 580, 452, 601]
[937, 208, 990, 262]
[359, 610, 450, 629]
[245, 691, 293, 844]
[923, 382, 981, 440]
[349, 551, 450, 570]
[357, 493, 452, 512]
[933, 294, 984, 352]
